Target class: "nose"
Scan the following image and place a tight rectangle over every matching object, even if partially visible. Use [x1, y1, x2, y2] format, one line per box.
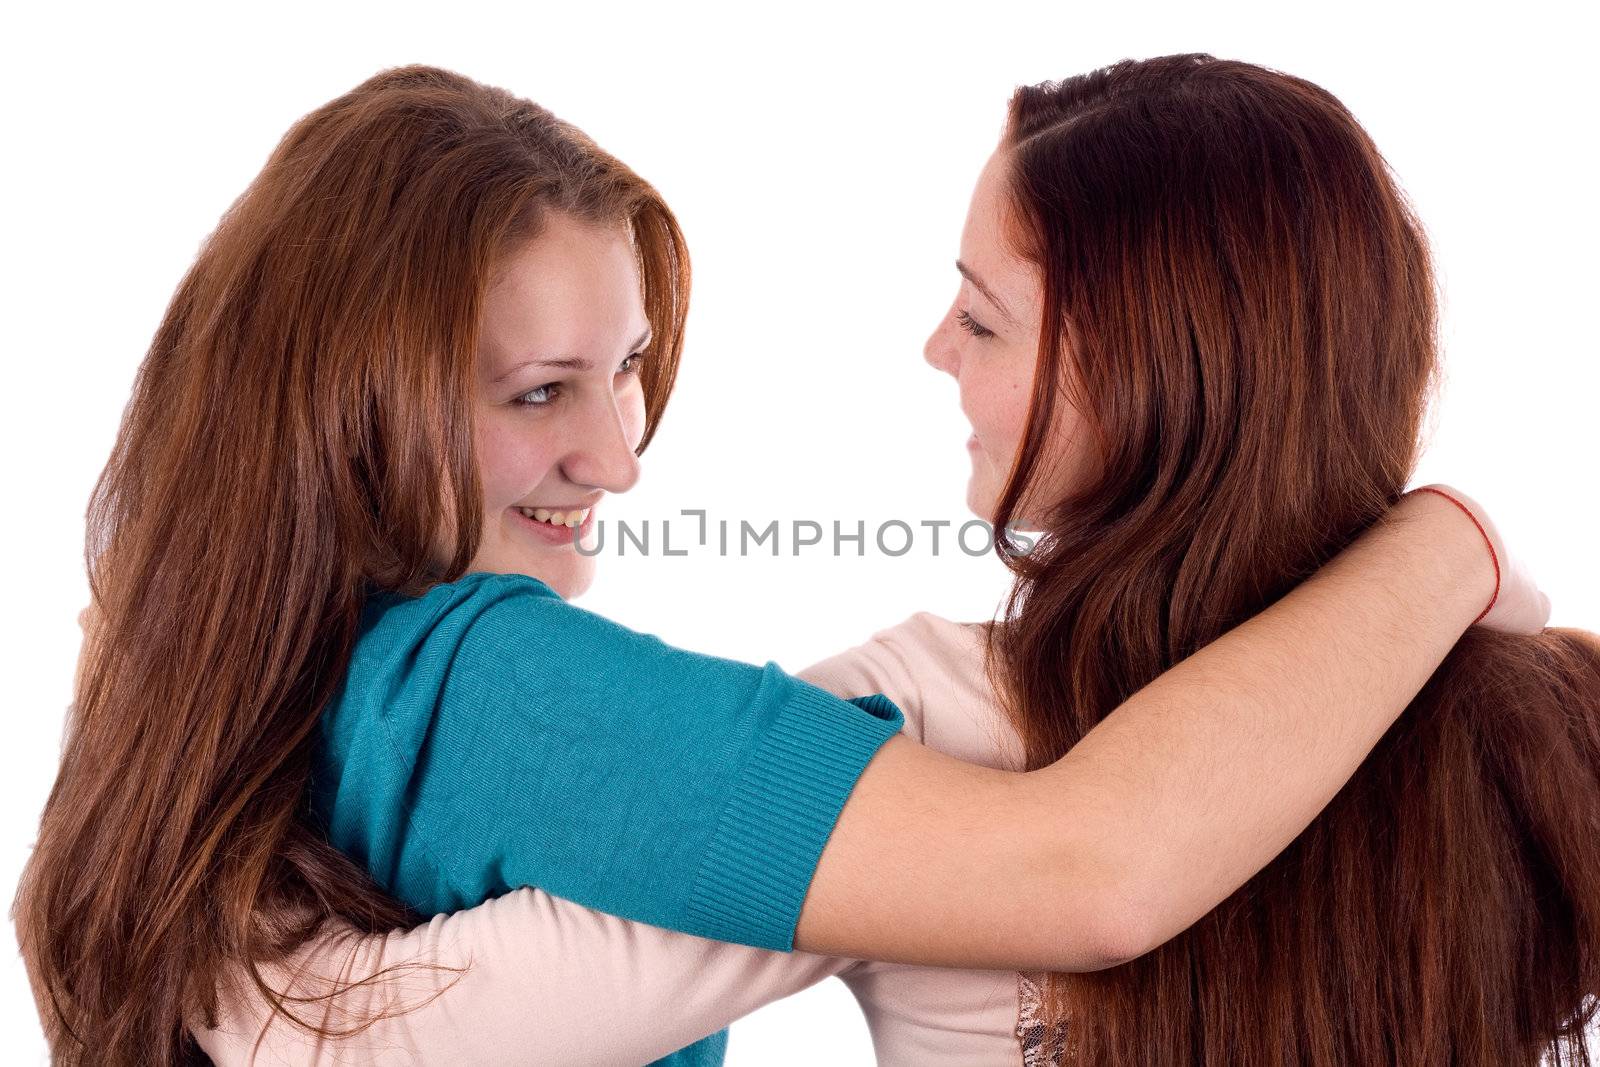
[561, 393, 642, 494]
[923, 313, 959, 377]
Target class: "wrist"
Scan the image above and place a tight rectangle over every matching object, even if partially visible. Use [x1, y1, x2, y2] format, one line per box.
[1392, 487, 1499, 625]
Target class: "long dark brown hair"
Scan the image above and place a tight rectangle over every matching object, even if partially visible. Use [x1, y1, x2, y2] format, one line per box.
[13, 64, 688, 1065]
[987, 54, 1600, 1065]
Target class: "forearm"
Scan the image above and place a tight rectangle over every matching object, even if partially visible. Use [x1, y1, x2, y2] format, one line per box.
[1037, 489, 1493, 959]
[199, 888, 853, 1065]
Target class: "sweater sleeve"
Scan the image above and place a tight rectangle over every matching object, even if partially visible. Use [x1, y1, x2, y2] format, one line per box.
[345, 574, 904, 954]
[196, 885, 862, 1067]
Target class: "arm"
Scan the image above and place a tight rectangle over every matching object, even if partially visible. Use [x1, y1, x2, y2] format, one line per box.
[794, 488, 1520, 970]
[196, 487, 1531, 980]
[197, 887, 859, 1066]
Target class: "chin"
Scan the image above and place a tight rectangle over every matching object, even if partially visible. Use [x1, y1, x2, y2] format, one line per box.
[556, 564, 596, 599]
[966, 480, 999, 525]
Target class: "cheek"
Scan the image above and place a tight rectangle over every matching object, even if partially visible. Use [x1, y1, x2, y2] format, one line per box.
[964, 364, 1033, 450]
[475, 410, 561, 501]
[1045, 400, 1098, 490]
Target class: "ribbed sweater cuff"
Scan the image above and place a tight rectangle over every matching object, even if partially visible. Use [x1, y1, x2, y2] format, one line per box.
[683, 685, 905, 951]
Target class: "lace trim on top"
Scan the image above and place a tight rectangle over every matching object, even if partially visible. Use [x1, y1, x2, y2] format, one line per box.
[1015, 970, 1068, 1066]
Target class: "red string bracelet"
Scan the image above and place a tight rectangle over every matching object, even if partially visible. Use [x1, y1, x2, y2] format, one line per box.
[1411, 486, 1500, 624]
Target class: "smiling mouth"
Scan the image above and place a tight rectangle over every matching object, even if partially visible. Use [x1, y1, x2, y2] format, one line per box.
[510, 504, 596, 545]
[516, 505, 591, 529]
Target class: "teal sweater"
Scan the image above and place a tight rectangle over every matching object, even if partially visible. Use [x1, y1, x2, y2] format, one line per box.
[309, 571, 904, 1065]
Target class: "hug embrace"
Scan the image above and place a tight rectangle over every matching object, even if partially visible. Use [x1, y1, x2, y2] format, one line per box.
[16, 54, 1600, 1066]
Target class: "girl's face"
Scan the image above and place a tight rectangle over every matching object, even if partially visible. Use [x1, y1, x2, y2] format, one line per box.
[459, 212, 650, 597]
[923, 149, 1094, 527]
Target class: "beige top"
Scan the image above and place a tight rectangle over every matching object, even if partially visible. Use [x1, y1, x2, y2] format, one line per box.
[197, 613, 1054, 1066]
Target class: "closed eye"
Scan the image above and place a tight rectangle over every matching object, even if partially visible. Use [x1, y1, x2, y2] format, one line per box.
[955, 309, 995, 339]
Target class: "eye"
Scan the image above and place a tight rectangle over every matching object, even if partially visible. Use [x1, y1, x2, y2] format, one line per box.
[514, 383, 560, 407]
[954, 309, 995, 339]
[618, 351, 645, 375]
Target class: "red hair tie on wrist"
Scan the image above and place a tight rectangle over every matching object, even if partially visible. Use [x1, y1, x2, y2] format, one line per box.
[1412, 486, 1500, 624]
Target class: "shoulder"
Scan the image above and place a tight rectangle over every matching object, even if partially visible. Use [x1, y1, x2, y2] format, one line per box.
[355, 572, 847, 741]
[798, 612, 1020, 768]
[796, 614, 930, 738]
[359, 570, 658, 671]
[356, 570, 564, 649]
[335, 571, 614, 760]
[797, 610, 984, 691]
[891, 614, 1022, 769]
[887, 611, 990, 662]
[367, 570, 564, 623]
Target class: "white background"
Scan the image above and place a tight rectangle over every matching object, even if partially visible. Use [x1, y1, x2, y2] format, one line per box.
[4, 1, 1596, 1061]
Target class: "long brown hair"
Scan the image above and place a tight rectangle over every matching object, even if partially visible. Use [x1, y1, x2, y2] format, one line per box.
[988, 54, 1600, 1065]
[13, 64, 688, 1065]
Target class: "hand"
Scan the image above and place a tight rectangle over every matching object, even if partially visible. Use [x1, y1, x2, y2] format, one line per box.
[74, 600, 105, 699]
[77, 601, 106, 646]
[1412, 483, 1550, 635]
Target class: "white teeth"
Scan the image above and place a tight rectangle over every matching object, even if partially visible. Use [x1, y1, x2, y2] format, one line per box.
[533, 508, 551, 522]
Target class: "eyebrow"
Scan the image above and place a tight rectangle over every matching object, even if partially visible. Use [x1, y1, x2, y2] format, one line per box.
[955, 260, 1017, 326]
[491, 327, 653, 384]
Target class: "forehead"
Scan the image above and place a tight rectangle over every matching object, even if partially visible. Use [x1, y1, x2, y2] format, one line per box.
[959, 150, 1039, 316]
[480, 214, 646, 367]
